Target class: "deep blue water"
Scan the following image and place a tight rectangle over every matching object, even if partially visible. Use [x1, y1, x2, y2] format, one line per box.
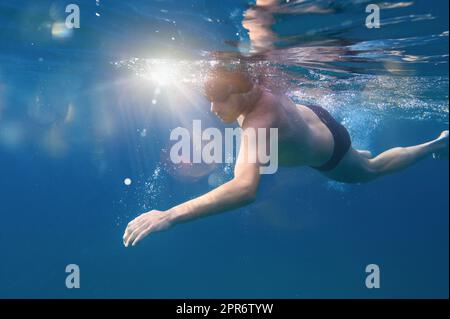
[0, 0, 448, 298]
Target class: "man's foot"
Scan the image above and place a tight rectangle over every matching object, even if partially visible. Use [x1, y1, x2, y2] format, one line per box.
[432, 130, 449, 160]
[357, 149, 373, 159]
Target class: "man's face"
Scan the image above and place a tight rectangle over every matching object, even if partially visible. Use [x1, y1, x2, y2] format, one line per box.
[204, 68, 253, 122]
[210, 94, 241, 123]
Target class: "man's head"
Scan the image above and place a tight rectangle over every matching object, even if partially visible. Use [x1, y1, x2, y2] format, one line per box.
[204, 67, 255, 123]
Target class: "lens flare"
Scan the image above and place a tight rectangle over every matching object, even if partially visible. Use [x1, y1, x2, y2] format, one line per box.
[51, 22, 73, 39]
[142, 61, 188, 86]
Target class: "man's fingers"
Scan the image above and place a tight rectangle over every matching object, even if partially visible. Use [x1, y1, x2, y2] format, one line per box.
[123, 218, 146, 243]
[126, 218, 141, 232]
[130, 214, 147, 225]
[125, 223, 150, 247]
[123, 227, 136, 246]
[123, 212, 159, 247]
[124, 226, 140, 247]
[132, 227, 152, 247]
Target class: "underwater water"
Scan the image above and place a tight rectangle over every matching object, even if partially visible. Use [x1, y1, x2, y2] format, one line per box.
[0, 0, 448, 298]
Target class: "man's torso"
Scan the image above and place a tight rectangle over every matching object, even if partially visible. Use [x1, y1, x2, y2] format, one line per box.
[242, 90, 336, 167]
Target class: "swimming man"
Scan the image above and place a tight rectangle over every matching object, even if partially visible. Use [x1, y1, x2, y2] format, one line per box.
[123, 67, 448, 247]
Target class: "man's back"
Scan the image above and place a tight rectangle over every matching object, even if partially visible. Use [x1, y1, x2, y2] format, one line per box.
[241, 88, 335, 167]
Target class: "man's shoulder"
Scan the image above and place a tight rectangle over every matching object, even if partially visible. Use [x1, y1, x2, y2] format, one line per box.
[243, 106, 277, 130]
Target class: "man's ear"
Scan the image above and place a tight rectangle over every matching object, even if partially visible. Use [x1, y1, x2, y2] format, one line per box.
[238, 85, 251, 98]
[240, 85, 256, 103]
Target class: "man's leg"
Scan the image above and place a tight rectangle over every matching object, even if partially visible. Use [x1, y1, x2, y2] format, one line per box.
[367, 130, 449, 178]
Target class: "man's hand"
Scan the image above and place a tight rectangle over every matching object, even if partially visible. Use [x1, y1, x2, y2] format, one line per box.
[123, 210, 175, 247]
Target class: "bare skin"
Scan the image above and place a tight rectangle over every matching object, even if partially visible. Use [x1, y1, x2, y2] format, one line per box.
[123, 85, 449, 247]
[123, 0, 448, 247]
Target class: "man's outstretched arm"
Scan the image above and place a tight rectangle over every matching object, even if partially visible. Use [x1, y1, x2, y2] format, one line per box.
[123, 129, 261, 247]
